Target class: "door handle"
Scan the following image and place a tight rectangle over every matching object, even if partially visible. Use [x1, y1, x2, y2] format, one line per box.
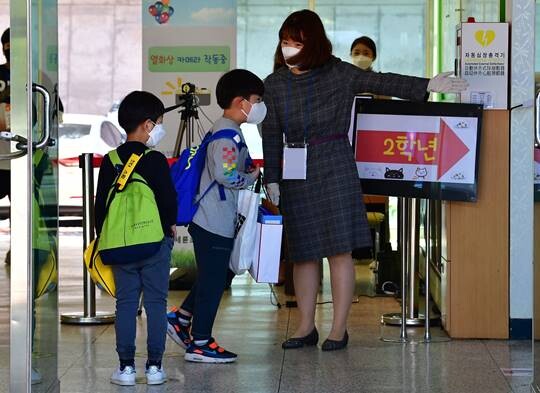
[32, 83, 51, 149]
[534, 91, 540, 149]
[0, 83, 54, 160]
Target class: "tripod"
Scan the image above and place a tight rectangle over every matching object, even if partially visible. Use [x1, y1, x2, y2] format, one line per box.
[172, 96, 208, 157]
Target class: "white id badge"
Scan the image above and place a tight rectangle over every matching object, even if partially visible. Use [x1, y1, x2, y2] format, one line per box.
[282, 143, 307, 180]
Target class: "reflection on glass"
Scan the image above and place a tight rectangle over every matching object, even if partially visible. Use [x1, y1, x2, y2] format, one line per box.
[237, 0, 427, 79]
[237, 0, 309, 78]
[31, 0, 59, 391]
[31, 130, 58, 391]
[316, 0, 426, 77]
[440, 0, 500, 86]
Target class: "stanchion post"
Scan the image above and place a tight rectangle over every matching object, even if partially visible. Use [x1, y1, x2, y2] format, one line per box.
[408, 198, 420, 320]
[61, 153, 115, 325]
[82, 153, 96, 318]
[381, 197, 412, 340]
[399, 197, 408, 342]
[424, 199, 432, 342]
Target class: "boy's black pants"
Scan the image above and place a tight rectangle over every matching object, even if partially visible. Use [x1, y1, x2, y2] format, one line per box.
[181, 223, 234, 341]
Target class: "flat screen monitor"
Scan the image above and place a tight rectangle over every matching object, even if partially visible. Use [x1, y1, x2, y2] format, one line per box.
[352, 98, 483, 202]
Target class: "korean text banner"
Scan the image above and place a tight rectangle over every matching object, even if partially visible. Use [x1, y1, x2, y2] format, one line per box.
[142, 0, 236, 157]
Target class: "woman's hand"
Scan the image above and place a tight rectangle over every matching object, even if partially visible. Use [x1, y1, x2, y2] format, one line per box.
[427, 71, 468, 93]
[266, 183, 280, 206]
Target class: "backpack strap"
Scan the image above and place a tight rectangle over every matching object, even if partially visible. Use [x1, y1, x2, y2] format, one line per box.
[210, 128, 247, 151]
[108, 148, 152, 188]
[108, 149, 123, 167]
[204, 128, 247, 201]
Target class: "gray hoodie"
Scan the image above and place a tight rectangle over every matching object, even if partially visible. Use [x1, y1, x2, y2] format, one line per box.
[192, 117, 256, 238]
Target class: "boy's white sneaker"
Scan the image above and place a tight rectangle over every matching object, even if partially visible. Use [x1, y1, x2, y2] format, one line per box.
[146, 365, 167, 385]
[110, 365, 136, 386]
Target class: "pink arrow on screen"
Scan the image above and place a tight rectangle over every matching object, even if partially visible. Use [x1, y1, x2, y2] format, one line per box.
[437, 119, 470, 179]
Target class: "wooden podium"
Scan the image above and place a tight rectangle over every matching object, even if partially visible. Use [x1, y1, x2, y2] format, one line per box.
[440, 110, 510, 339]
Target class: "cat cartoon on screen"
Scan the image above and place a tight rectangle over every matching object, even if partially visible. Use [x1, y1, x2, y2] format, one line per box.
[384, 167, 404, 180]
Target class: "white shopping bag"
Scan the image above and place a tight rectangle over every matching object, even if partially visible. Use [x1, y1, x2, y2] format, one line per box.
[229, 185, 261, 274]
[249, 222, 283, 283]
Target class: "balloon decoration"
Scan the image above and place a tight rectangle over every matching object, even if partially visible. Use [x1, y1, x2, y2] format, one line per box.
[148, 1, 174, 25]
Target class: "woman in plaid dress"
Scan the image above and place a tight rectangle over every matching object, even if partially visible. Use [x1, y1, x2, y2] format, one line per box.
[261, 10, 466, 351]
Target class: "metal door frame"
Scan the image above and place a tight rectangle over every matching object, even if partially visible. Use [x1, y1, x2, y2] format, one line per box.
[10, 0, 34, 390]
[9, 0, 59, 391]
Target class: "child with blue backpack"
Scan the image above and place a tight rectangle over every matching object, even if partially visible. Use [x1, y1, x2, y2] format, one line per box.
[95, 91, 177, 385]
[167, 69, 265, 363]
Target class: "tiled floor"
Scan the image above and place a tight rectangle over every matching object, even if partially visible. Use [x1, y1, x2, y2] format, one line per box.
[0, 228, 535, 392]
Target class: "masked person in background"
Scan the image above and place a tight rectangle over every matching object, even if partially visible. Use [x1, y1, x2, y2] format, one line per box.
[350, 35, 391, 256]
[350, 35, 390, 100]
[350, 36, 376, 71]
[262, 10, 467, 352]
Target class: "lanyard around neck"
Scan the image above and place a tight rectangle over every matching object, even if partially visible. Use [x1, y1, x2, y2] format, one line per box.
[284, 71, 316, 144]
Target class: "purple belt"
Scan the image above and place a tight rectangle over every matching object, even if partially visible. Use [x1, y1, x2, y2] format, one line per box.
[309, 134, 348, 146]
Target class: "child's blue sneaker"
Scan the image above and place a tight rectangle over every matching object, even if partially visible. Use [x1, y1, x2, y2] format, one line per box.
[166, 309, 191, 349]
[184, 338, 237, 364]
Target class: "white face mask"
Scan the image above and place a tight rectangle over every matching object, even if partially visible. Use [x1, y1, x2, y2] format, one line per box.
[352, 55, 373, 70]
[147, 122, 166, 147]
[242, 100, 267, 125]
[282, 46, 301, 60]
[282, 46, 301, 68]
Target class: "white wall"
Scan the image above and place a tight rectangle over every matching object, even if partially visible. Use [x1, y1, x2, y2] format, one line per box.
[58, 0, 142, 115]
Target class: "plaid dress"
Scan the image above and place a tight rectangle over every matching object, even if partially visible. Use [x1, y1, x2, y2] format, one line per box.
[262, 57, 429, 262]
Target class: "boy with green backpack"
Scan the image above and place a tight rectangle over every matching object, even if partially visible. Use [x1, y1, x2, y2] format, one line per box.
[95, 91, 177, 386]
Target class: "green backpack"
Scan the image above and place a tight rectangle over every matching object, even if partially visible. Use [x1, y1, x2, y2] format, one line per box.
[97, 149, 164, 265]
[33, 149, 58, 298]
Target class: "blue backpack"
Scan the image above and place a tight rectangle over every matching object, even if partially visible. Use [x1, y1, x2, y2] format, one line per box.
[171, 128, 247, 226]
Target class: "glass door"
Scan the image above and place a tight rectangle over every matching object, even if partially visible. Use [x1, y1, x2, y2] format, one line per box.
[534, 1, 540, 391]
[8, 0, 59, 391]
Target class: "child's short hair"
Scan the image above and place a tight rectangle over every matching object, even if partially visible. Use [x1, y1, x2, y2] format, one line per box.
[1, 29, 9, 46]
[118, 91, 165, 134]
[216, 69, 264, 110]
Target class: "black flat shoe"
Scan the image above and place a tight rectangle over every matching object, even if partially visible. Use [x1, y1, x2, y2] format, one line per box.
[282, 327, 319, 349]
[321, 331, 349, 351]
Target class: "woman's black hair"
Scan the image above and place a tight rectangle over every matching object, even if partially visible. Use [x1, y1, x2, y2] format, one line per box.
[274, 10, 333, 72]
[350, 36, 377, 60]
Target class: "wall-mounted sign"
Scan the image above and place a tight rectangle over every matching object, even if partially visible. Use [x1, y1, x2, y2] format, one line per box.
[457, 22, 509, 109]
[148, 46, 231, 73]
[142, 0, 236, 157]
[352, 98, 483, 202]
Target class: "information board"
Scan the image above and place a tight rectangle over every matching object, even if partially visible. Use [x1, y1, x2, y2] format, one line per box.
[353, 99, 483, 201]
[458, 22, 509, 109]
